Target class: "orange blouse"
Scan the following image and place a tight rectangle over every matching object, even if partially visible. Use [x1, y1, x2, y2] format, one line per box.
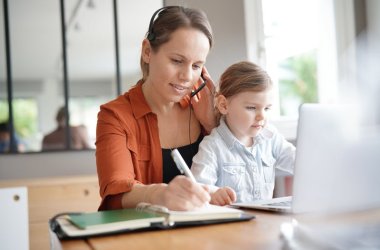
[96, 81, 163, 210]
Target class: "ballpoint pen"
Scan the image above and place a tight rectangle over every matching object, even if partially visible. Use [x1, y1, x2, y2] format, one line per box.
[171, 149, 197, 183]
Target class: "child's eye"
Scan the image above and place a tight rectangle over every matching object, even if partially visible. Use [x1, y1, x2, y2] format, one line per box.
[246, 106, 256, 110]
[264, 107, 271, 111]
[192, 64, 201, 70]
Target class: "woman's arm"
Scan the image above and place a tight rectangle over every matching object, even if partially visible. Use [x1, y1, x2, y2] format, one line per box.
[96, 105, 141, 210]
[121, 176, 210, 211]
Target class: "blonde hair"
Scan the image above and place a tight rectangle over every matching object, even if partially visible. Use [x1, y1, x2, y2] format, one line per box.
[140, 6, 213, 81]
[216, 61, 273, 122]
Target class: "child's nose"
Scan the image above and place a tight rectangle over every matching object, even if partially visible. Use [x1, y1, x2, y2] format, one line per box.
[255, 111, 265, 121]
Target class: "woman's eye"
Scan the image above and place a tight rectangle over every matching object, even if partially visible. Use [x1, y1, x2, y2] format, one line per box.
[172, 59, 182, 64]
[264, 107, 272, 111]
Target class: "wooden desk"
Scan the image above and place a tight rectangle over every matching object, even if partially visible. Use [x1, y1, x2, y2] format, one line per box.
[60, 210, 293, 250]
[0, 175, 100, 250]
[60, 208, 380, 250]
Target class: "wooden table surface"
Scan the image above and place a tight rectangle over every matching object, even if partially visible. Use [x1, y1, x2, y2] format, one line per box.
[60, 208, 380, 250]
[60, 209, 293, 250]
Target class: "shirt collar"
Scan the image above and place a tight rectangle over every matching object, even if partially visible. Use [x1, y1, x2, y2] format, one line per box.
[216, 118, 242, 150]
[129, 80, 153, 119]
[216, 118, 274, 149]
[255, 126, 274, 144]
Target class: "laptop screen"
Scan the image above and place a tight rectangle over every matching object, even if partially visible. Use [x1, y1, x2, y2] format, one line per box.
[292, 104, 380, 214]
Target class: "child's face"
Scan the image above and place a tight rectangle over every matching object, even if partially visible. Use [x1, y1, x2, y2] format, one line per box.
[221, 90, 273, 146]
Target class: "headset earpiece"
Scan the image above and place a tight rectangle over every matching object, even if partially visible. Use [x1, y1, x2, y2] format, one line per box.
[147, 32, 155, 41]
[147, 6, 180, 42]
[147, 6, 167, 41]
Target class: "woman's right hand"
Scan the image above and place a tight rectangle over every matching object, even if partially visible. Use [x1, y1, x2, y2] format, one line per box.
[154, 175, 211, 211]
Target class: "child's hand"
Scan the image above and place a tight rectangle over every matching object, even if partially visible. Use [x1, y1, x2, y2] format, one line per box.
[210, 186, 237, 206]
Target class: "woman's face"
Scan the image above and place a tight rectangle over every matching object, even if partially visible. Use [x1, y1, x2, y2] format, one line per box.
[143, 27, 210, 103]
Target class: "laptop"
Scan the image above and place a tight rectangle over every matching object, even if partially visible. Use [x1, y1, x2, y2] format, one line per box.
[232, 103, 380, 214]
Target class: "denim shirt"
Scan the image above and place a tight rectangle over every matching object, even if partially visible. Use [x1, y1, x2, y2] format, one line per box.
[191, 118, 296, 202]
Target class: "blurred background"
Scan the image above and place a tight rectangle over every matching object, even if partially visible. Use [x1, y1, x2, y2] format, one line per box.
[1, 0, 379, 154]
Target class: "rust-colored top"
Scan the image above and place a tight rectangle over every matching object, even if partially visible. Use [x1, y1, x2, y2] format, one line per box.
[96, 81, 163, 210]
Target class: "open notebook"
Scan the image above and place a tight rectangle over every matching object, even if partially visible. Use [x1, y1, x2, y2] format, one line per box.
[233, 103, 379, 214]
[50, 202, 254, 239]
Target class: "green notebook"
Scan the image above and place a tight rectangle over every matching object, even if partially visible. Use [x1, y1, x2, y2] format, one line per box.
[51, 203, 254, 239]
[69, 209, 165, 229]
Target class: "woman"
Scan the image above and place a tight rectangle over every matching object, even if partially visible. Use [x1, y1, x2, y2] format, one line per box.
[96, 6, 217, 211]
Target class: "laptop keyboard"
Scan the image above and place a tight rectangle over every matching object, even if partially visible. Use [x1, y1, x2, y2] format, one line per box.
[265, 200, 292, 207]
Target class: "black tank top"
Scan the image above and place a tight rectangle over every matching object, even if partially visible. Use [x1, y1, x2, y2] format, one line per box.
[162, 134, 204, 183]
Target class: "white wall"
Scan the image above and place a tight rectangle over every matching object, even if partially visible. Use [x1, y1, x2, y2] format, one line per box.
[366, 0, 380, 57]
[165, 0, 248, 79]
[365, 0, 380, 125]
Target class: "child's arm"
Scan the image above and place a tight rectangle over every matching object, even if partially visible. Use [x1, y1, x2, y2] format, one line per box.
[210, 186, 237, 206]
[191, 136, 219, 185]
[270, 126, 296, 174]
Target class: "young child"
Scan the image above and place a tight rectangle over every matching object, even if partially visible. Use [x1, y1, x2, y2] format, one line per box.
[191, 61, 296, 205]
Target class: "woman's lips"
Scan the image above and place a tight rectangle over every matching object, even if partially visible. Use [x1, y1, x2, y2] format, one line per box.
[171, 83, 190, 94]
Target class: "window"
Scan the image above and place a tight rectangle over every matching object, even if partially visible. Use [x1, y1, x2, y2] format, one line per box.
[1, 0, 161, 154]
[0, 98, 38, 152]
[246, 0, 349, 119]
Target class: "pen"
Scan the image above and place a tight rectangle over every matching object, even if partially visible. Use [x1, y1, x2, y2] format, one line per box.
[171, 149, 197, 183]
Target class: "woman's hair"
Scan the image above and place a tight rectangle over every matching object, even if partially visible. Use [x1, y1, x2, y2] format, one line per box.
[216, 61, 272, 122]
[140, 6, 213, 81]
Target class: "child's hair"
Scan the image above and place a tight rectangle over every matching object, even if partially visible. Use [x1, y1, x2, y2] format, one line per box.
[218, 61, 272, 98]
[140, 6, 213, 81]
[216, 61, 272, 122]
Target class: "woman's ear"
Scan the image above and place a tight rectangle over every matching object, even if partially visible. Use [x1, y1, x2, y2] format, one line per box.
[141, 39, 151, 63]
[216, 95, 228, 115]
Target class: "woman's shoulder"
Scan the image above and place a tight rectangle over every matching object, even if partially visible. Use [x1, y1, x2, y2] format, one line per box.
[100, 83, 146, 117]
[99, 94, 133, 122]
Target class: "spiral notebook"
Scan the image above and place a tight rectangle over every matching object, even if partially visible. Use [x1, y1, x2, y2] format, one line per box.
[50, 202, 254, 239]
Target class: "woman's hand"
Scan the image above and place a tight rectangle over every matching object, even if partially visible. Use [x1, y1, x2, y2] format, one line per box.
[191, 67, 217, 133]
[210, 186, 237, 206]
[153, 175, 211, 211]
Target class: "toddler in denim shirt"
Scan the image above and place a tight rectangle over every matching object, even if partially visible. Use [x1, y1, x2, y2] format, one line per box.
[191, 61, 296, 205]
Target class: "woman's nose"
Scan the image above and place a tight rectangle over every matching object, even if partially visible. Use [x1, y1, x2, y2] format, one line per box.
[179, 66, 192, 82]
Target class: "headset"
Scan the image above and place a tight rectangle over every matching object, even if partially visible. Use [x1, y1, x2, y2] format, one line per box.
[147, 6, 182, 41]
